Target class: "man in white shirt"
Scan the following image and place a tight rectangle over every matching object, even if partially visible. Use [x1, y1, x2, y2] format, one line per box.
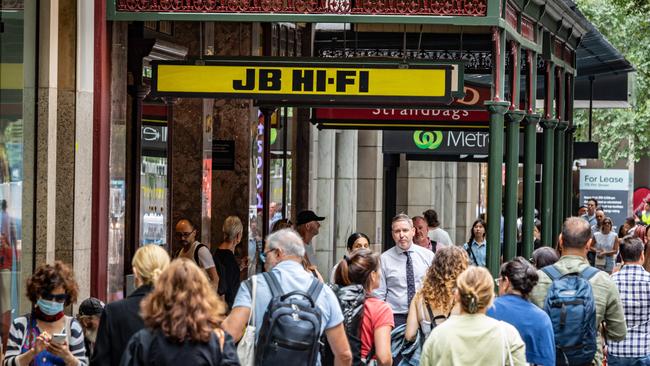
[375, 213, 435, 326]
[174, 219, 219, 290]
[423, 209, 453, 246]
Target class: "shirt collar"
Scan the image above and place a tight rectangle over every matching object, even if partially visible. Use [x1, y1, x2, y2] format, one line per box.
[472, 240, 486, 247]
[273, 259, 304, 272]
[394, 243, 414, 254]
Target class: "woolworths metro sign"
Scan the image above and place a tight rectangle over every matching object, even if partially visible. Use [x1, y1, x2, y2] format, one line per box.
[384, 130, 491, 155]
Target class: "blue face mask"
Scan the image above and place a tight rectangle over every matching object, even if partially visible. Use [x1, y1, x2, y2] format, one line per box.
[37, 298, 65, 316]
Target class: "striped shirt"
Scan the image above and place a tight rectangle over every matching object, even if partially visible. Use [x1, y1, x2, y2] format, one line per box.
[608, 264, 650, 358]
[4, 314, 88, 366]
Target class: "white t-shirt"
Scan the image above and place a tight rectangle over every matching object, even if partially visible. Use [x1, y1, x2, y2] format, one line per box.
[428, 227, 453, 246]
[178, 241, 216, 269]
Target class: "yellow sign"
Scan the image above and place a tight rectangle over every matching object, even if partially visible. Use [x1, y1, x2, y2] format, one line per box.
[152, 60, 457, 106]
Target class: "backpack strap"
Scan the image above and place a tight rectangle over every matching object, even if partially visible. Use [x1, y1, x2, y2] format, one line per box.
[580, 266, 600, 281]
[466, 245, 478, 266]
[263, 271, 284, 298]
[306, 278, 324, 306]
[541, 264, 563, 281]
[194, 243, 207, 266]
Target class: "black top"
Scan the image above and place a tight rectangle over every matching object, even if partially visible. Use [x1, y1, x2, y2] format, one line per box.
[213, 248, 241, 309]
[91, 285, 152, 366]
[120, 328, 239, 366]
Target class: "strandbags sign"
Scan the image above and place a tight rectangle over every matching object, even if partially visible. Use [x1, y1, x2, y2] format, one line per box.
[312, 81, 490, 130]
[151, 58, 462, 107]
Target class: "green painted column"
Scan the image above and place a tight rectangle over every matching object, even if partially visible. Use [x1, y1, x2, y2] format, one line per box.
[522, 113, 541, 259]
[553, 121, 568, 243]
[485, 101, 510, 279]
[565, 126, 576, 218]
[504, 110, 526, 261]
[540, 119, 558, 246]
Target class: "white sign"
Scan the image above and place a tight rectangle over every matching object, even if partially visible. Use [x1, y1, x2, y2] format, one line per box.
[579, 169, 629, 191]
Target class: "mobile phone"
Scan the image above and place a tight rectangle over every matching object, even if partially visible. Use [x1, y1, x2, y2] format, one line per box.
[51, 333, 66, 344]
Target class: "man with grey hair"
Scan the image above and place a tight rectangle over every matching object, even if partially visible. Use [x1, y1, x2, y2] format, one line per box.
[375, 213, 434, 326]
[607, 238, 650, 365]
[530, 217, 627, 366]
[222, 229, 352, 365]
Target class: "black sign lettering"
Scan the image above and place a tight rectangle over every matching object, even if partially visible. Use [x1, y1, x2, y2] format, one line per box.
[259, 69, 282, 91]
[359, 71, 369, 93]
[316, 70, 327, 92]
[232, 68, 256, 90]
[292, 69, 314, 92]
[336, 70, 356, 92]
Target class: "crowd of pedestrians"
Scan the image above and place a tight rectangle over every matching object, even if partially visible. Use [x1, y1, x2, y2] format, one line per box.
[1, 204, 650, 366]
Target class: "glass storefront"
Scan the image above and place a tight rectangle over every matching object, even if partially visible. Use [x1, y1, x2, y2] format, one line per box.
[0, 0, 36, 348]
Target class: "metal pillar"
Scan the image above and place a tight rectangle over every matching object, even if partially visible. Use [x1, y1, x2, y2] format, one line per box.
[541, 119, 558, 246]
[485, 27, 508, 279]
[486, 101, 510, 278]
[522, 113, 540, 258]
[565, 126, 576, 218]
[504, 110, 525, 261]
[553, 121, 568, 243]
[261, 107, 276, 241]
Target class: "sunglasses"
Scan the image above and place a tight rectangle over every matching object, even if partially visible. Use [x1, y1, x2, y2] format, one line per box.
[42, 292, 68, 303]
[260, 248, 278, 263]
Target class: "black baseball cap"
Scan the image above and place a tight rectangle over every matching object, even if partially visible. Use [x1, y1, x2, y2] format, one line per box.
[296, 210, 325, 226]
[78, 297, 105, 316]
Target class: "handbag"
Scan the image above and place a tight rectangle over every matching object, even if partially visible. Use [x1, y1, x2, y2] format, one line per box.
[237, 275, 257, 366]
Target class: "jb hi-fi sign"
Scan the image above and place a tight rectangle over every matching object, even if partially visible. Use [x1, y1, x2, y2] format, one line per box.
[312, 82, 490, 130]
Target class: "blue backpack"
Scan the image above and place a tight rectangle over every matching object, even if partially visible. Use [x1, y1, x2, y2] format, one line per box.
[541, 265, 599, 366]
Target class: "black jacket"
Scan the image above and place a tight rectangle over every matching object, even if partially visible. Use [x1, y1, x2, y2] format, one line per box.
[120, 328, 239, 366]
[91, 285, 152, 366]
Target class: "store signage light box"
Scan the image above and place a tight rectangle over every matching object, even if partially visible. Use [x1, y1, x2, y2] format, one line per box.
[151, 58, 462, 107]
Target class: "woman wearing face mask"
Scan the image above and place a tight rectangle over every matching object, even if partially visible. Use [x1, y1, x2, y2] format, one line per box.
[91, 245, 170, 366]
[463, 219, 487, 267]
[329, 232, 371, 283]
[3, 261, 87, 366]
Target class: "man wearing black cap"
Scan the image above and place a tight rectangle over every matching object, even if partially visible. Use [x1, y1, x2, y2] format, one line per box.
[295, 210, 325, 280]
[77, 297, 105, 359]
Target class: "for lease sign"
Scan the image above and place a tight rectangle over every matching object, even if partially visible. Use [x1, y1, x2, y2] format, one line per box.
[579, 169, 630, 228]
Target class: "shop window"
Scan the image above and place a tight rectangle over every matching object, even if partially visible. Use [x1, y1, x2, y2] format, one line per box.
[0, 0, 37, 349]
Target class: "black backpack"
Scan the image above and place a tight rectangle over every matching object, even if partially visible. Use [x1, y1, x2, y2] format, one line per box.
[255, 271, 324, 366]
[320, 284, 374, 366]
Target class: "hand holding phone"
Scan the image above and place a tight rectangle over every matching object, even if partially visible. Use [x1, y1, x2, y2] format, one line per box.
[51, 333, 66, 345]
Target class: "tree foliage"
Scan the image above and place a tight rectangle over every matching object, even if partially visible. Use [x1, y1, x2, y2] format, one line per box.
[573, 0, 650, 165]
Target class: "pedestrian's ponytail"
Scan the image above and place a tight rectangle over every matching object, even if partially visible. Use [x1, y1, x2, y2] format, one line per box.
[333, 249, 379, 292]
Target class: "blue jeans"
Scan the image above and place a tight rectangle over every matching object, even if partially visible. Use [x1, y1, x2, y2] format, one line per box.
[608, 354, 650, 366]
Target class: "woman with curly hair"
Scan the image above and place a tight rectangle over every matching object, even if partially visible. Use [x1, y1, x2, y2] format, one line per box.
[4, 261, 87, 366]
[120, 258, 238, 365]
[404, 246, 468, 342]
[420, 266, 526, 365]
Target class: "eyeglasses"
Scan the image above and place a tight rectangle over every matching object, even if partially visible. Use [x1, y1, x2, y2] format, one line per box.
[42, 292, 68, 303]
[260, 248, 278, 263]
[175, 230, 194, 238]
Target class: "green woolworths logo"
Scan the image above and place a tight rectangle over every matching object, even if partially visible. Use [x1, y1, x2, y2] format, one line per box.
[413, 131, 444, 150]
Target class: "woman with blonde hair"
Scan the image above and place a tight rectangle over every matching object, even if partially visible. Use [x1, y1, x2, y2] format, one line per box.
[405, 246, 468, 342]
[420, 266, 526, 366]
[91, 245, 170, 366]
[120, 259, 238, 365]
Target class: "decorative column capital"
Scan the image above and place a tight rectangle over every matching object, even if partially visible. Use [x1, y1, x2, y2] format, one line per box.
[485, 100, 511, 114]
[556, 120, 569, 132]
[524, 113, 542, 126]
[566, 125, 577, 134]
[540, 118, 559, 130]
[505, 109, 526, 124]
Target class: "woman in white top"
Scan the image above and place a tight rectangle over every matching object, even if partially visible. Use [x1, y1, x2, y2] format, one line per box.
[593, 217, 619, 273]
[405, 246, 468, 342]
[328, 232, 370, 283]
